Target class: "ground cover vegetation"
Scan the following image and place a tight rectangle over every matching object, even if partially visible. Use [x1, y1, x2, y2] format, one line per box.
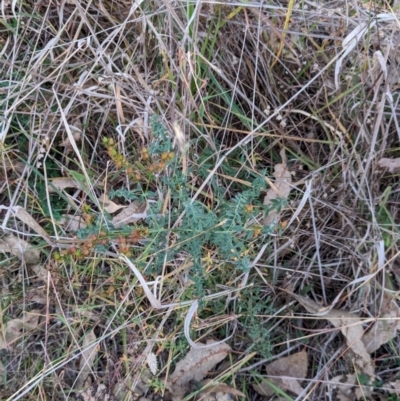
[0, 0, 400, 400]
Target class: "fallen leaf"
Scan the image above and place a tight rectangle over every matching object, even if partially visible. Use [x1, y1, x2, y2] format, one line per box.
[253, 381, 284, 397]
[291, 294, 374, 378]
[111, 201, 148, 228]
[329, 374, 372, 400]
[98, 194, 126, 214]
[31, 264, 48, 283]
[59, 128, 81, 148]
[200, 380, 245, 398]
[195, 393, 234, 401]
[377, 157, 400, 173]
[1, 158, 25, 174]
[0, 234, 40, 264]
[25, 288, 47, 304]
[59, 214, 88, 232]
[76, 329, 98, 389]
[362, 293, 400, 353]
[77, 383, 113, 401]
[263, 163, 292, 225]
[253, 350, 308, 396]
[0, 309, 41, 350]
[389, 380, 400, 395]
[113, 373, 151, 400]
[13, 207, 54, 246]
[146, 352, 157, 375]
[48, 177, 80, 193]
[166, 340, 232, 401]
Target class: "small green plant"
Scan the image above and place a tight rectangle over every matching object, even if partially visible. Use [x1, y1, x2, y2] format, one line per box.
[238, 288, 274, 358]
[92, 117, 283, 354]
[148, 376, 165, 394]
[48, 116, 283, 360]
[102, 118, 175, 184]
[142, 165, 274, 296]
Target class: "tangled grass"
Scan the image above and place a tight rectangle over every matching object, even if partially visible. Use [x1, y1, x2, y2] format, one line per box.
[0, 0, 399, 400]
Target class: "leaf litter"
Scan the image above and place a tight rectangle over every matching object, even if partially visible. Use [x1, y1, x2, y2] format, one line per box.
[111, 200, 148, 227]
[377, 157, 400, 173]
[166, 339, 232, 401]
[98, 193, 127, 214]
[0, 233, 48, 283]
[199, 380, 245, 398]
[0, 233, 40, 264]
[329, 374, 372, 401]
[10, 206, 54, 246]
[0, 309, 42, 351]
[111, 312, 239, 400]
[59, 214, 88, 232]
[362, 292, 400, 354]
[48, 177, 80, 193]
[253, 350, 308, 397]
[76, 329, 98, 389]
[263, 151, 292, 225]
[291, 293, 375, 378]
[289, 291, 400, 399]
[77, 383, 114, 401]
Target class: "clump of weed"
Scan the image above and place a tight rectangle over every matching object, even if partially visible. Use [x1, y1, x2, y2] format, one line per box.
[102, 116, 175, 185]
[101, 117, 279, 301]
[237, 287, 275, 358]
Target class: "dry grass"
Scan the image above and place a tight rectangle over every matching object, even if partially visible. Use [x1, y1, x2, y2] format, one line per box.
[0, 0, 400, 400]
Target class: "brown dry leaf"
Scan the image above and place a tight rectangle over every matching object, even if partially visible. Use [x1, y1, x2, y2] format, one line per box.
[263, 163, 292, 225]
[76, 329, 98, 389]
[199, 380, 245, 398]
[0, 235, 48, 284]
[0, 234, 40, 264]
[1, 158, 25, 174]
[253, 350, 308, 396]
[59, 128, 81, 148]
[31, 264, 48, 283]
[292, 294, 374, 378]
[362, 293, 400, 353]
[0, 309, 41, 350]
[195, 393, 234, 401]
[13, 207, 54, 246]
[25, 288, 47, 304]
[389, 380, 400, 395]
[59, 214, 88, 232]
[329, 374, 372, 400]
[113, 373, 151, 400]
[377, 157, 400, 173]
[48, 177, 80, 193]
[111, 201, 148, 228]
[253, 381, 280, 397]
[98, 194, 126, 214]
[166, 340, 232, 401]
[77, 384, 114, 401]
